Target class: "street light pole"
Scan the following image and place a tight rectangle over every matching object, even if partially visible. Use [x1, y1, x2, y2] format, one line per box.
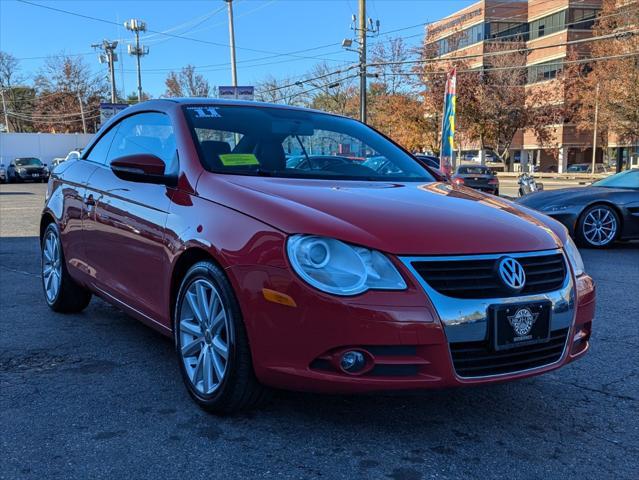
[77, 92, 87, 134]
[225, 0, 238, 96]
[591, 82, 600, 175]
[92, 40, 119, 103]
[359, 0, 366, 123]
[124, 19, 148, 102]
[1, 89, 10, 133]
[108, 46, 117, 103]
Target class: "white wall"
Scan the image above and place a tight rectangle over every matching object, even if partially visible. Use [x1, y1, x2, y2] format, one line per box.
[0, 132, 94, 166]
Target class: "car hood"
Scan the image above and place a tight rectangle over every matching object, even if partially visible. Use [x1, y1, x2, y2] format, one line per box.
[518, 186, 625, 209]
[198, 175, 566, 255]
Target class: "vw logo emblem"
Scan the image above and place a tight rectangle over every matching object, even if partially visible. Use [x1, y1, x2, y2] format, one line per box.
[498, 257, 526, 290]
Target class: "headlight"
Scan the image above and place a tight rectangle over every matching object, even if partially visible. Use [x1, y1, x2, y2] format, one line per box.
[563, 236, 585, 277]
[287, 235, 407, 296]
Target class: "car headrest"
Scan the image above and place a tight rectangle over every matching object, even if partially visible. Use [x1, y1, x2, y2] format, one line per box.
[200, 140, 231, 168]
[256, 141, 286, 171]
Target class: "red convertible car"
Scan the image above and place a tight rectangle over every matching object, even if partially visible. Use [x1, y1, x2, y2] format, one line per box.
[40, 99, 595, 413]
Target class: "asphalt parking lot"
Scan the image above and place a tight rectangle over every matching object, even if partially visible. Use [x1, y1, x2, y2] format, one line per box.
[1, 182, 638, 480]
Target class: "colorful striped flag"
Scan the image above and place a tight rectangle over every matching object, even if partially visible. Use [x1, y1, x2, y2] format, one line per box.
[440, 68, 457, 176]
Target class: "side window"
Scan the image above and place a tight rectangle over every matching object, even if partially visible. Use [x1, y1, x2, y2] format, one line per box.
[107, 112, 177, 173]
[86, 125, 119, 165]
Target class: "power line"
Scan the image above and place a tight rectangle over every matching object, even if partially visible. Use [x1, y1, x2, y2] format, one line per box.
[272, 73, 360, 104]
[366, 29, 639, 68]
[15, 0, 347, 63]
[263, 28, 638, 95]
[375, 51, 639, 77]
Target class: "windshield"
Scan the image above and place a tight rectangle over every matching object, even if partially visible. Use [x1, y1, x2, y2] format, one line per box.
[183, 105, 435, 182]
[591, 169, 638, 189]
[14, 158, 42, 166]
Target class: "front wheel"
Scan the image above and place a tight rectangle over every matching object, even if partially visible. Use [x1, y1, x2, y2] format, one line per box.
[41, 223, 92, 312]
[576, 205, 619, 248]
[174, 261, 268, 414]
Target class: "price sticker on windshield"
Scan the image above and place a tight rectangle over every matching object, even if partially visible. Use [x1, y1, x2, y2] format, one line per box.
[219, 154, 260, 167]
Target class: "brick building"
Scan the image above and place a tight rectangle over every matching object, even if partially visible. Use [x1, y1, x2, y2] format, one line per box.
[425, 0, 636, 172]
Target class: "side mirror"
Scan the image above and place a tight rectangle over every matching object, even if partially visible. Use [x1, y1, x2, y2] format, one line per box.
[110, 154, 176, 186]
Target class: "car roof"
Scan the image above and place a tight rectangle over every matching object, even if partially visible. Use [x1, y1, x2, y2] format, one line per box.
[141, 97, 335, 116]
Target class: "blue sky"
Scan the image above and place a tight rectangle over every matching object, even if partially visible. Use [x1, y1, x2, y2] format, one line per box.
[1, 0, 472, 97]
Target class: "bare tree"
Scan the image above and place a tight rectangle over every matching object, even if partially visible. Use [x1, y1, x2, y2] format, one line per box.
[307, 62, 357, 116]
[569, 0, 639, 150]
[468, 41, 529, 167]
[33, 54, 107, 133]
[255, 75, 308, 105]
[0, 51, 35, 132]
[370, 37, 415, 95]
[164, 65, 211, 98]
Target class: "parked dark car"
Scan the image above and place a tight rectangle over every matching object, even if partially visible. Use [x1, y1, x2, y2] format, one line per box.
[452, 165, 500, 195]
[287, 154, 352, 171]
[567, 163, 609, 174]
[7, 157, 49, 183]
[518, 169, 639, 248]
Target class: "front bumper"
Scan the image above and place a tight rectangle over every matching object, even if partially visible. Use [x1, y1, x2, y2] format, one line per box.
[232, 250, 594, 394]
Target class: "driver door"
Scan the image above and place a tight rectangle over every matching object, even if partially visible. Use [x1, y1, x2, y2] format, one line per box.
[83, 112, 175, 323]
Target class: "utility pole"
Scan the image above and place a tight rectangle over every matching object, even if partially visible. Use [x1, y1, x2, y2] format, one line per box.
[224, 0, 238, 96]
[77, 92, 87, 134]
[92, 40, 118, 103]
[0, 89, 10, 133]
[591, 82, 600, 175]
[342, 1, 379, 124]
[358, 0, 366, 123]
[125, 19, 149, 102]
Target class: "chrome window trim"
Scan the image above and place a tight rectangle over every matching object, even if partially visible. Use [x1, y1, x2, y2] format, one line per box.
[400, 248, 575, 380]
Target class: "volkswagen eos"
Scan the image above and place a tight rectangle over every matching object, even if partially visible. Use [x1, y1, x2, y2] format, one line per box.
[40, 99, 595, 413]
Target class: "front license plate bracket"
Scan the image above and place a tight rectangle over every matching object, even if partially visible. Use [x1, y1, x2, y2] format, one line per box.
[490, 301, 551, 351]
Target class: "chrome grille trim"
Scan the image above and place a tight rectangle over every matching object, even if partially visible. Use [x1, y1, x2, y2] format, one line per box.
[400, 249, 575, 379]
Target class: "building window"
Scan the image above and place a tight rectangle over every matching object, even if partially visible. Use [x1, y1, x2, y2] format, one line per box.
[487, 22, 529, 41]
[434, 22, 488, 55]
[569, 8, 599, 30]
[529, 10, 567, 40]
[527, 60, 563, 83]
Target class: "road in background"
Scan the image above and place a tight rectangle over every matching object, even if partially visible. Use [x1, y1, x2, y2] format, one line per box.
[1, 182, 637, 480]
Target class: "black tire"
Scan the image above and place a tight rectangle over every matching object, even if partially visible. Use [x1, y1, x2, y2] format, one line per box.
[174, 261, 269, 414]
[41, 223, 92, 313]
[576, 204, 620, 249]
[494, 188, 500, 196]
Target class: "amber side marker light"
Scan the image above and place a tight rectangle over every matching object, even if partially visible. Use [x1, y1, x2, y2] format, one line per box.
[262, 288, 297, 307]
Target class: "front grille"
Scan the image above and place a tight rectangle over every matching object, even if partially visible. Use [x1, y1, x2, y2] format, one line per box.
[450, 328, 568, 377]
[411, 252, 566, 299]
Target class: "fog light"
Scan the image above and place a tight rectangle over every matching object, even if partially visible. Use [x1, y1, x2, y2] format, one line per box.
[340, 351, 366, 373]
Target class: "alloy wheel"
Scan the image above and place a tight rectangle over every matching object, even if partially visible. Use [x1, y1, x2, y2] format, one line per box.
[42, 230, 62, 302]
[179, 279, 230, 395]
[582, 207, 617, 246]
